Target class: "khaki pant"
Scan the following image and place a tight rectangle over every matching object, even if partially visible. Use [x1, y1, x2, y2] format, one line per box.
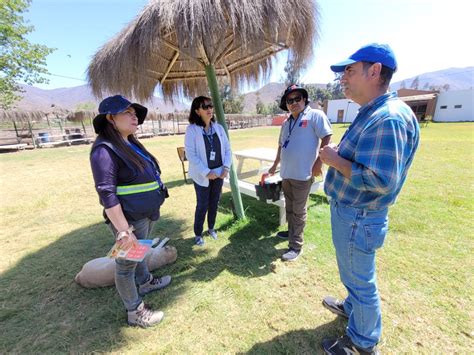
[282, 178, 313, 251]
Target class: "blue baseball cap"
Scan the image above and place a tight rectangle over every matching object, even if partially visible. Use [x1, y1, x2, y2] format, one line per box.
[93, 95, 147, 133]
[330, 43, 397, 73]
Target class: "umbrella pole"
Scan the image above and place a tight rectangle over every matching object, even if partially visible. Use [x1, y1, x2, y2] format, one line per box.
[205, 64, 245, 220]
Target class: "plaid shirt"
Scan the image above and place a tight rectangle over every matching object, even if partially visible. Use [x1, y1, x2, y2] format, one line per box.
[324, 92, 420, 210]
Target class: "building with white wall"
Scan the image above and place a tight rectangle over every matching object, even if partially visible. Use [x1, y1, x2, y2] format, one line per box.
[325, 99, 360, 123]
[325, 89, 474, 123]
[433, 89, 473, 122]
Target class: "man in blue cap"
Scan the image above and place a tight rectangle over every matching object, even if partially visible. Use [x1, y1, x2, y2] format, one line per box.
[319, 44, 420, 354]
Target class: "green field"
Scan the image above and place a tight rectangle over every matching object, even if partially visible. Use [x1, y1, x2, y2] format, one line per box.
[0, 123, 472, 353]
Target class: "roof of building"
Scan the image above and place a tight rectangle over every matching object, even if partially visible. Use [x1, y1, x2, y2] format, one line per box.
[399, 93, 437, 102]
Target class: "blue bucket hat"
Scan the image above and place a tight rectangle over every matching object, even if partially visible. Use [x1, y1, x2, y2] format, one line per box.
[93, 95, 148, 134]
[330, 43, 397, 73]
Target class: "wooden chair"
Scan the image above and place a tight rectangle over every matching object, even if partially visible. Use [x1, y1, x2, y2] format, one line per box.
[176, 147, 190, 183]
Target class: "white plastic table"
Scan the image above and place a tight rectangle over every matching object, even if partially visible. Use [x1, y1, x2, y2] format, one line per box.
[224, 148, 323, 225]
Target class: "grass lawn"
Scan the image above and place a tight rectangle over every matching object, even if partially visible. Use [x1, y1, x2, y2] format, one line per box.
[0, 123, 472, 353]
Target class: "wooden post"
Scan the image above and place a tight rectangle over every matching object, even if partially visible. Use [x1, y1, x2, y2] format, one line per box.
[151, 115, 156, 135]
[205, 64, 245, 220]
[27, 117, 36, 149]
[57, 115, 63, 134]
[12, 119, 19, 142]
[81, 120, 87, 134]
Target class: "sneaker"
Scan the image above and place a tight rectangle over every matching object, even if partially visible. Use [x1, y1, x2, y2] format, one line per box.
[322, 335, 379, 355]
[281, 248, 302, 261]
[322, 296, 349, 319]
[195, 236, 204, 246]
[138, 274, 172, 296]
[127, 302, 164, 328]
[208, 229, 218, 240]
[276, 230, 289, 239]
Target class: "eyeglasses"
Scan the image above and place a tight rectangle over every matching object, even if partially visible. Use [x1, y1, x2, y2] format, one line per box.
[120, 111, 137, 117]
[286, 96, 302, 105]
[201, 103, 214, 110]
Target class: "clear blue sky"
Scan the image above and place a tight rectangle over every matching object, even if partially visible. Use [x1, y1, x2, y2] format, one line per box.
[24, 0, 473, 91]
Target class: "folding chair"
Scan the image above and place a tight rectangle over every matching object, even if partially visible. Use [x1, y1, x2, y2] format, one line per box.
[176, 147, 190, 183]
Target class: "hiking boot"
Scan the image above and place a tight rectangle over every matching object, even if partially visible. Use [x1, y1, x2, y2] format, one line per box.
[281, 248, 302, 261]
[195, 236, 204, 246]
[127, 302, 164, 328]
[322, 335, 379, 355]
[138, 274, 171, 296]
[276, 230, 289, 239]
[208, 229, 218, 240]
[322, 296, 349, 319]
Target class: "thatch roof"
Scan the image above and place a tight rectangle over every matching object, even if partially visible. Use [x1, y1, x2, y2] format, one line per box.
[0, 109, 69, 122]
[66, 110, 97, 122]
[88, 0, 320, 101]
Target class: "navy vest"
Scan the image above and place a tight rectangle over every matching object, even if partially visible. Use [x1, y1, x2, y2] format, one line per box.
[92, 138, 165, 221]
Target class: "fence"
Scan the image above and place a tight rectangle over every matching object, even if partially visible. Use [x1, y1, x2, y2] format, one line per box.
[0, 110, 273, 151]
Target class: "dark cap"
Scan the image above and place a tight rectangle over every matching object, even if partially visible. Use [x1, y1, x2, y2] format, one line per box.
[330, 43, 397, 73]
[93, 95, 148, 134]
[279, 84, 309, 112]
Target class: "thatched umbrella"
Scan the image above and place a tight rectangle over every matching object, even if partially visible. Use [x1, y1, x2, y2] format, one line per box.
[88, 0, 320, 219]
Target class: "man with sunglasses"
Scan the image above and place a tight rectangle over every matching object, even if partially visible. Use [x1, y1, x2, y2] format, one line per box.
[319, 44, 420, 354]
[269, 84, 332, 261]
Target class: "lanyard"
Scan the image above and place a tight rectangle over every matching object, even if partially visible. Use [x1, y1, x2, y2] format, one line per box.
[202, 124, 214, 151]
[129, 143, 163, 188]
[286, 111, 303, 140]
[288, 116, 298, 138]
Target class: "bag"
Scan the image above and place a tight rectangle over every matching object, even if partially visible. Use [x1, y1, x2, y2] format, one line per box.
[75, 245, 177, 288]
[255, 173, 282, 202]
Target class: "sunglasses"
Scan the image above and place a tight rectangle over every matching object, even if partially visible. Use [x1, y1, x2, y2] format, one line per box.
[201, 103, 214, 110]
[286, 95, 303, 105]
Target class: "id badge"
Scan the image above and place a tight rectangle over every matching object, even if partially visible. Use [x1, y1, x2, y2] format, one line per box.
[210, 151, 216, 161]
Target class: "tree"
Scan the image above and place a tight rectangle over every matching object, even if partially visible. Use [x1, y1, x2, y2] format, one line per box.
[400, 80, 407, 89]
[0, 0, 55, 109]
[255, 92, 268, 115]
[270, 98, 286, 115]
[283, 57, 301, 85]
[326, 82, 345, 99]
[75, 102, 96, 110]
[303, 84, 333, 105]
[220, 83, 244, 114]
[410, 76, 420, 90]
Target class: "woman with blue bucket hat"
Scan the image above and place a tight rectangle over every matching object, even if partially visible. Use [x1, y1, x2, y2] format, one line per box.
[90, 95, 171, 328]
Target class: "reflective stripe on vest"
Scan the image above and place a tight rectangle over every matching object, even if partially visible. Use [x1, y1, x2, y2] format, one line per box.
[116, 181, 160, 196]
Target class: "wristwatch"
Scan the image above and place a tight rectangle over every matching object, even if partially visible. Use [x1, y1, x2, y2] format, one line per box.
[116, 225, 135, 241]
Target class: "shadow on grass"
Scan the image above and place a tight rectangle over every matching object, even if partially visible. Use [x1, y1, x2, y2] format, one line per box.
[188, 192, 286, 281]
[164, 178, 191, 189]
[0, 191, 325, 353]
[0, 215, 191, 353]
[243, 318, 346, 354]
[308, 193, 329, 206]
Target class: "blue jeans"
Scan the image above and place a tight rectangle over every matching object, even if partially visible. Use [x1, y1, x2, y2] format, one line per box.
[108, 218, 155, 311]
[193, 178, 224, 236]
[330, 199, 388, 349]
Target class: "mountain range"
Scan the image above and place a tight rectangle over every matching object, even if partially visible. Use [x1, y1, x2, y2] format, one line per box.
[15, 85, 189, 113]
[14, 67, 473, 113]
